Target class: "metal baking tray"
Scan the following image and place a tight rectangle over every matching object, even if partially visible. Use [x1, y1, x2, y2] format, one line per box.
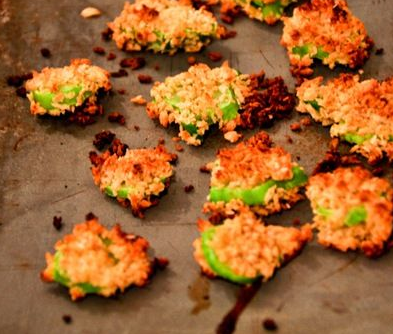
[1, 0, 393, 333]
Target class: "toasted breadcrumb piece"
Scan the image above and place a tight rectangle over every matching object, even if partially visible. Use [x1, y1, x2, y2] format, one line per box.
[25, 59, 111, 117]
[147, 62, 294, 146]
[297, 74, 393, 164]
[131, 95, 147, 105]
[281, 0, 373, 79]
[193, 208, 312, 281]
[307, 167, 393, 257]
[41, 217, 158, 300]
[90, 138, 177, 218]
[109, 0, 224, 55]
[203, 132, 307, 218]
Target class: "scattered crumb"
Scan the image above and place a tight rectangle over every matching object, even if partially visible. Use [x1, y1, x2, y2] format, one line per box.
[93, 46, 106, 55]
[108, 111, 126, 125]
[172, 137, 181, 142]
[101, 27, 113, 41]
[221, 29, 237, 39]
[187, 56, 197, 65]
[6, 73, 32, 87]
[158, 138, 165, 145]
[262, 318, 278, 331]
[117, 89, 126, 95]
[376, 48, 384, 55]
[137, 74, 153, 84]
[175, 144, 184, 152]
[285, 135, 293, 144]
[93, 130, 116, 150]
[62, 314, 72, 324]
[120, 57, 146, 70]
[107, 52, 116, 61]
[53, 216, 63, 231]
[154, 64, 160, 71]
[110, 69, 128, 78]
[130, 95, 147, 105]
[85, 212, 97, 220]
[290, 123, 301, 132]
[296, 156, 301, 161]
[153, 257, 170, 270]
[199, 165, 210, 173]
[223, 130, 242, 143]
[16, 87, 27, 98]
[184, 185, 195, 193]
[40, 48, 51, 58]
[134, 125, 140, 131]
[300, 117, 312, 126]
[80, 7, 101, 18]
[207, 51, 223, 62]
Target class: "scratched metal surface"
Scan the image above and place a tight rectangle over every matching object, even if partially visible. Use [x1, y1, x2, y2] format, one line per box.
[1, 0, 393, 333]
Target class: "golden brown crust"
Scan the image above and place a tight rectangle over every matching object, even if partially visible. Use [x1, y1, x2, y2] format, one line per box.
[297, 74, 393, 164]
[281, 0, 373, 78]
[307, 167, 393, 257]
[41, 218, 156, 300]
[193, 208, 312, 280]
[90, 139, 177, 218]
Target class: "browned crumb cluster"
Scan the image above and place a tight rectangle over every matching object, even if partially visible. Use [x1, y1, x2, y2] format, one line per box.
[90, 138, 177, 218]
[307, 167, 393, 257]
[281, 0, 373, 81]
[193, 208, 312, 281]
[41, 216, 164, 300]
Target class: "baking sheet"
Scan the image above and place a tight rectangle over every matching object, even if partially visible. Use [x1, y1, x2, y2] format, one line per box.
[1, 0, 393, 333]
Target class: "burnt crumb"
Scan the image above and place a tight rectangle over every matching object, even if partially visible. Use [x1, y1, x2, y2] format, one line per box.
[376, 48, 384, 55]
[221, 28, 237, 40]
[120, 57, 146, 70]
[137, 74, 153, 84]
[6, 75, 24, 87]
[93, 46, 106, 55]
[85, 212, 97, 220]
[371, 167, 384, 177]
[200, 165, 210, 173]
[220, 3, 241, 25]
[109, 138, 129, 157]
[240, 73, 295, 129]
[89, 151, 100, 166]
[153, 257, 169, 270]
[300, 117, 312, 126]
[187, 56, 197, 65]
[52, 216, 63, 231]
[290, 123, 301, 132]
[207, 51, 223, 62]
[313, 149, 361, 175]
[134, 125, 140, 131]
[107, 52, 117, 61]
[262, 318, 278, 331]
[16, 87, 27, 98]
[117, 89, 126, 95]
[292, 218, 301, 226]
[40, 48, 51, 58]
[64, 185, 68, 189]
[296, 156, 301, 161]
[175, 143, 184, 152]
[110, 69, 128, 78]
[93, 130, 116, 150]
[108, 111, 126, 125]
[101, 27, 113, 41]
[285, 135, 293, 144]
[154, 64, 160, 71]
[62, 315, 72, 324]
[184, 185, 195, 193]
[158, 138, 165, 145]
[21, 72, 33, 81]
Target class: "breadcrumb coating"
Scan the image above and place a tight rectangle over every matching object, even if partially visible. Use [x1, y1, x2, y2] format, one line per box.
[193, 208, 312, 281]
[90, 139, 177, 218]
[203, 132, 307, 217]
[281, 0, 373, 78]
[296, 74, 393, 164]
[25, 59, 111, 116]
[41, 218, 155, 300]
[307, 167, 393, 257]
[221, 0, 297, 25]
[147, 63, 294, 145]
[109, 0, 224, 55]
